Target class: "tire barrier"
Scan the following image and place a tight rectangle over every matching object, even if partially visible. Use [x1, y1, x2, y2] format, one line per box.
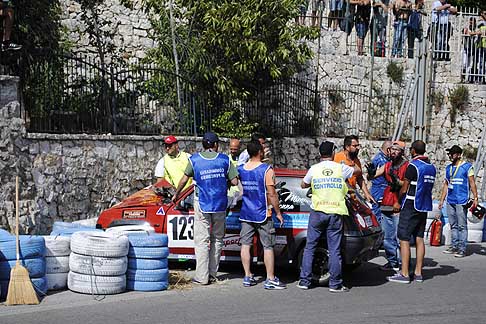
[43, 236, 71, 257]
[0, 276, 48, 300]
[46, 272, 69, 291]
[0, 235, 46, 261]
[46, 256, 70, 274]
[43, 236, 71, 291]
[68, 231, 129, 295]
[71, 231, 129, 258]
[106, 225, 155, 235]
[0, 258, 46, 280]
[124, 233, 169, 292]
[69, 253, 128, 276]
[67, 272, 126, 295]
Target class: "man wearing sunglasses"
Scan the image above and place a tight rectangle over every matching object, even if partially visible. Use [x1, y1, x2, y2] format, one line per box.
[438, 145, 479, 258]
[154, 135, 192, 189]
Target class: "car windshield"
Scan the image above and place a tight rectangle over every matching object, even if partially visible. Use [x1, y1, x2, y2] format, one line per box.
[275, 176, 312, 212]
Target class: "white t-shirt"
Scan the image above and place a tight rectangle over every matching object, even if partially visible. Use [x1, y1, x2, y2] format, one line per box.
[303, 160, 354, 184]
[432, 1, 450, 25]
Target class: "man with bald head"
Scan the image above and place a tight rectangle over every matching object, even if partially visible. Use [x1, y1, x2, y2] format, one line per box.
[229, 138, 241, 166]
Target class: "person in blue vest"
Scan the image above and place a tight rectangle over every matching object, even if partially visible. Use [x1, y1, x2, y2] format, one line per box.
[297, 141, 360, 292]
[238, 141, 286, 289]
[438, 145, 479, 258]
[173, 132, 239, 285]
[367, 140, 392, 224]
[388, 140, 436, 284]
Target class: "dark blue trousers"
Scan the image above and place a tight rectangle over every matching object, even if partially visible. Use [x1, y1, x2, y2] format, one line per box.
[299, 210, 343, 289]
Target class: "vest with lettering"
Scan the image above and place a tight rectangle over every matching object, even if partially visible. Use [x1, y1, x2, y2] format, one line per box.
[381, 160, 409, 206]
[311, 162, 348, 215]
[164, 152, 192, 188]
[445, 161, 472, 205]
[238, 163, 270, 223]
[190, 152, 230, 213]
[404, 158, 436, 212]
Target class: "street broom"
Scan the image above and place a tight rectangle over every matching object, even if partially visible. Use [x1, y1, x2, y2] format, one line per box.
[5, 176, 39, 305]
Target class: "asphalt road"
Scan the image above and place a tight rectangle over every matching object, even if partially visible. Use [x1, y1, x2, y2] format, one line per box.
[1, 244, 486, 324]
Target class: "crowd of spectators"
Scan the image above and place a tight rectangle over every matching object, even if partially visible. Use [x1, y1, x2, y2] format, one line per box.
[461, 9, 486, 84]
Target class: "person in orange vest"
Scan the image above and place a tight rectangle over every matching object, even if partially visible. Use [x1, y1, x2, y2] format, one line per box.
[334, 135, 375, 203]
[369, 141, 409, 272]
[154, 135, 192, 189]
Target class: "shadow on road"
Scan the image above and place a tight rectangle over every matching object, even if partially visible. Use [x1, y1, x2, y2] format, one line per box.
[467, 243, 486, 257]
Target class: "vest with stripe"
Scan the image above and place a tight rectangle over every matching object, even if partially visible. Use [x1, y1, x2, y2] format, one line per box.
[164, 152, 192, 189]
[190, 152, 230, 213]
[238, 163, 270, 223]
[445, 161, 472, 205]
[311, 162, 349, 215]
[404, 158, 436, 212]
[381, 160, 409, 206]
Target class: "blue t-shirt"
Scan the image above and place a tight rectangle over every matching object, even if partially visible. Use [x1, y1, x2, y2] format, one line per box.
[370, 150, 390, 202]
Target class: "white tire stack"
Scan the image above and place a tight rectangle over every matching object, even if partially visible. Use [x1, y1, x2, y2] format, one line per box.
[125, 232, 169, 291]
[68, 231, 129, 295]
[44, 236, 71, 291]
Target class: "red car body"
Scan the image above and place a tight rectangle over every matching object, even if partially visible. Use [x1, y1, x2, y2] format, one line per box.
[97, 168, 383, 270]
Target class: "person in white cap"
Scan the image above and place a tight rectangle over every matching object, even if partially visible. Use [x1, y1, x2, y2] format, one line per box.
[154, 135, 192, 189]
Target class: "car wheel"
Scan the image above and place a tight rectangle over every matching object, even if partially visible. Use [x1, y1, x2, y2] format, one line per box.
[297, 245, 330, 287]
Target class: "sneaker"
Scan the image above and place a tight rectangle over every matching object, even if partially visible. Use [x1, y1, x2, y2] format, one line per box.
[242, 275, 257, 287]
[1, 42, 22, 51]
[379, 263, 400, 272]
[263, 276, 286, 290]
[454, 251, 466, 258]
[387, 272, 411, 284]
[296, 279, 311, 290]
[443, 246, 458, 254]
[329, 286, 349, 293]
[209, 275, 219, 284]
[414, 274, 424, 283]
[192, 278, 209, 285]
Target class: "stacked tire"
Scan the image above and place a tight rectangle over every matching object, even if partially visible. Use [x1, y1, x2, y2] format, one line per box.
[68, 231, 129, 295]
[0, 235, 47, 300]
[125, 233, 169, 291]
[44, 236, 71, 291]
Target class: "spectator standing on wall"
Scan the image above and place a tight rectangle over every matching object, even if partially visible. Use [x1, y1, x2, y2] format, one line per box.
[472, 9, 486, 84]
[297, 141, 360, 292]
[391, 0, 412, 58]
[370, 0, 390, 57]
[309, 0, 324, 27]
[367, 140, 392, 224]
[369, 141, 409, 272]
[438, 145, 479, 258]
[388, 140, 436, 284]
[173, 132, 239, 285]
[238, 141, 286, 289]
[462, 17, 478, 83]
[154, 135, 192, 190]
[329, 0, 344, 31]
[0, 1, 21, 51]
[407, 0, 426, 58]
[431, 0, 457, 61]
[351, 0, 371, 55]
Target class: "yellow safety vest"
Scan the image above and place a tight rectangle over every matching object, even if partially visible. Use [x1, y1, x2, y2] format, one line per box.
[164, 151, 192, 189]
[479, 24, 486, 48]
[311, 162, 349, 216]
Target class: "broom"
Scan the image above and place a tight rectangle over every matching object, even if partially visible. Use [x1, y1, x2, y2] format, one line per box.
[5, 176, 40, 305]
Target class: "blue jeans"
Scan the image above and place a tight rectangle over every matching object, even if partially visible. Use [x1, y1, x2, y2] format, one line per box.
[446, 203, 468, 253]
[392, 20, 408, 57]
[371, 202, 383, 224]
[381, 211, 400, 267]
[300, 210, 343, 289]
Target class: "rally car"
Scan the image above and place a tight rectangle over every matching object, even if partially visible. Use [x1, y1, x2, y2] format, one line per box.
[97, 169, 383, 283]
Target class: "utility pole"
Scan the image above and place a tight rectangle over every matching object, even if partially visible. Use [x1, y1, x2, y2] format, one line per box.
[169, 0, 182, 110]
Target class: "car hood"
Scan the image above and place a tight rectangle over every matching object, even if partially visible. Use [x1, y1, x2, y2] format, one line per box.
[111, 179, 173, 209]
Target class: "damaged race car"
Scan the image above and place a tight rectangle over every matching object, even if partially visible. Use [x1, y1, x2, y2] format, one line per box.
[97, 168, 383, 284]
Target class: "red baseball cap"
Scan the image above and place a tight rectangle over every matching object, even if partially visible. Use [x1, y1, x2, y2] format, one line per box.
[164, 135, 178, 145]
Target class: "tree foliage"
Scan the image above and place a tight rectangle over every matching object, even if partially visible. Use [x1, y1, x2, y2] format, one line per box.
[142, 0, 318, 98]
[450, 0, 485, 10]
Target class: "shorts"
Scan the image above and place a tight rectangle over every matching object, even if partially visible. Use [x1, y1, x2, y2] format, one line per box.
[397, 201, 427, 241]
[356, 22, 369, 39]
[240, 218, 275, 250]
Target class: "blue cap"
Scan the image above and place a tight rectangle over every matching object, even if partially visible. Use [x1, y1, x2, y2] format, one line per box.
[203, 132, 219, 143]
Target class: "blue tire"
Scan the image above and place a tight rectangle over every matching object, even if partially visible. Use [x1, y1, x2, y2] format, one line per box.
[0, 229, 13, 241]
[127, 268, 169, 282]
[0, 276, 48, 301]
[128, 257, 168, 270]
[126, 279, 168, 291]
[128, 246, 169, 259]
[0, 257, 46, 280]
[127, 233, 168, 247]
[0, 236, 46, 261]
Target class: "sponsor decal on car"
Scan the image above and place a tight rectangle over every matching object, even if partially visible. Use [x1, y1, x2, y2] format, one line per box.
[123, 210, 146, 219]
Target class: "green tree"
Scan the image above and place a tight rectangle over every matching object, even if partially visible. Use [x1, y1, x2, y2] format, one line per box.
[142, 0, 318, 98]
[450, 1, 485, 10]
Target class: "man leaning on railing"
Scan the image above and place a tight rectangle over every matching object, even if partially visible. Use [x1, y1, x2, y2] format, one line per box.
[470, 9, 486, 84]
[431, 0, 457, 61]
[0, 0, 21, 51]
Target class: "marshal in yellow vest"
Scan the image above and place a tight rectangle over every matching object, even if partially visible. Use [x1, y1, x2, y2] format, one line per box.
[164, 152, 192, 189]
[311, 162, 349, 216]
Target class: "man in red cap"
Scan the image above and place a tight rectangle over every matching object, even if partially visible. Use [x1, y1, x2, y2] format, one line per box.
[154, 135, 192, 189]
[369, 140, 409, 272]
